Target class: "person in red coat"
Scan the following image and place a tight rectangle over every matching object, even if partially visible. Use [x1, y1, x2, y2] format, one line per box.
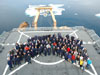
[53, 42, 57, 46]
[71, 54, 76, 64]
[67, 47, 70, 53]
[24, 46, 30, 51]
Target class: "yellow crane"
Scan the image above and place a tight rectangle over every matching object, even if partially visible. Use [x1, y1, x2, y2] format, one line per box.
[32, 7, 57, 29]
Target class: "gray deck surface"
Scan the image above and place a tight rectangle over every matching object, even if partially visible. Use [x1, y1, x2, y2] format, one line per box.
[0, 28, 100, 75]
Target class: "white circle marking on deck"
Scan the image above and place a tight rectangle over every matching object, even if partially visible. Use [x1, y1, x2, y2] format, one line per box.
[32, 58, 65, 65]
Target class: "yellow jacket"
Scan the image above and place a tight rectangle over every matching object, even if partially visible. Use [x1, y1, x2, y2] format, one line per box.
[80, 60, 83, 65]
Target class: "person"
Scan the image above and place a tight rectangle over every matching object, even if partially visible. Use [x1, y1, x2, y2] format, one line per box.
[83, 60, 87, 71]
[23, 52, 27, 63]
[7, 57, 13, 70]
[87, 58, 92, 69]
[71, 54, 76, 64]
[27, 54, 31, 64]
[52, 46, 56, 55]
[61, 48, 65, 58]
[44, 48, 47, 56]
[24, 45, 30, 51]
[15, 43, 20, 50]
[66, 34, 69, 40]
[47, 44, 51, 55]
[39, 45, 43, 55]
[80, 59, 83, 70]
[65, 52, 68, 61]
[53, 42, 57, 46]
[17, 55, 21, 66]
[71, 36, 74, 41]
[68, 53, 71, 62]
[7, 33, 90, 72]
[13, 55, 17, 67]
[80, 55, 83, 61]
[7, 51, 10, 58]
[56, 47, 60, 56]
[76, 55, 80, 65]
[30, 49, 34, 58]
[32, 47, 36, 56]
[74, 50, 78, 57]
[80, 40, 83, 45]
[67, 47, 70, 53]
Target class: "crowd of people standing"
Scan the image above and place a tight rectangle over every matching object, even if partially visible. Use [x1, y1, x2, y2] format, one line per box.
[7, 33, 92, 71]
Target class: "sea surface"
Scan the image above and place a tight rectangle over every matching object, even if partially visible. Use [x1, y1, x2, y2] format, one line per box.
[0, 0, 100, 36]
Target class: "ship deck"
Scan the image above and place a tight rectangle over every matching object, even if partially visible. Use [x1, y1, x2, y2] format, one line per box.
[0, 27, 100, 75]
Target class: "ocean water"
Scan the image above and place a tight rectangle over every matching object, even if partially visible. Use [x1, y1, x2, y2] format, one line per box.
[0, 0, 100, 36]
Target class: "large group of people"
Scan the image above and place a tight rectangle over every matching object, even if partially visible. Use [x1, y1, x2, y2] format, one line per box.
[7, 33, 92, 71]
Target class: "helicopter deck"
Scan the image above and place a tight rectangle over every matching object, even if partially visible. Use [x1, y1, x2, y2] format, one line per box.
[0, 27, 100, 75]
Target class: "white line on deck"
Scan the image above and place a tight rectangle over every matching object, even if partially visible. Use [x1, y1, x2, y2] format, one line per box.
[74, 32, 78, 39]
[83, 41, 96, 45]
[32, 57, 95, 75]
[69, 30, 78, 35]
[3, 54, 98, 75]
[14, 30, 98, 75]
[8, 62, 28, 75]
[22, 32, 31, 38]
[2, 65, 9, 75]
[69, 30, 79, 39]
[17, 31, 23, 43]
[74, 64, 94, 75]
[85, 70, 94, 75]
[7, 55, 39, 75]
[19, 30, 96, 45]
[0, 43, 15, 46]
[90, 64, 98, 75]
[32, 58, 65, 65]
[22, 30, 75, 33]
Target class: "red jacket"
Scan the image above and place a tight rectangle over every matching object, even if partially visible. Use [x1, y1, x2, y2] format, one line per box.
[53, 42, 57, 46]
[24, 46, 30, 51]
[71, 55, 75, 60]
[67, 48, 70, 52]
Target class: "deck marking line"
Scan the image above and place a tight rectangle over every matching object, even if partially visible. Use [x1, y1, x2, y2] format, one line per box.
[19, 30, 98, 74]
[0, 43, 15, 46]
[6, 30, 97, 75]
[74, 32, 78, 39]
[74, 63, 94, 75]
[69, 30, 78, 39]
[8, 62, 28, 75]
[7, 55, 39, 75]
[17, 33, 23, 43]
[90, 64, 98, 75]
[22, 32, 31, 38]
[32, 59, 65, 65]
[69, 30, 78, 35]
[33, 56, 95, 75]
[23, 30, 75, 33]
[2, 65, 9, 75]
[85, 69, 94, 75]
[18, 30, 31, 39]
[83, 41, 95, 45]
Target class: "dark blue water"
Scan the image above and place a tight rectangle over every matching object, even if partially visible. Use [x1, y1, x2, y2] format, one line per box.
[0, 0, 100, 36]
